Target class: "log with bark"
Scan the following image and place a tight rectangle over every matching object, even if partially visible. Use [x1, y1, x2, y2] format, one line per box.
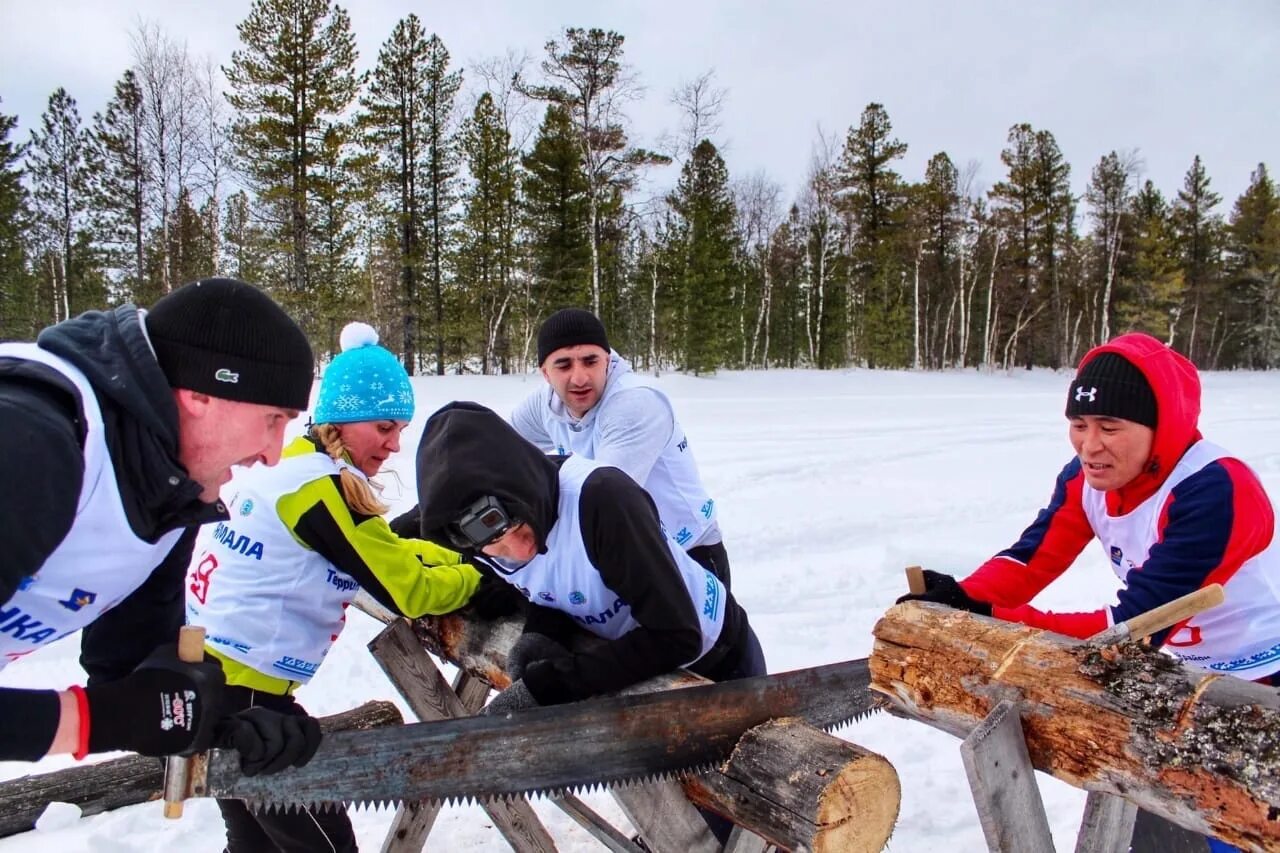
[871, 601, 1280, 852]
[410, 610, 899, 853]
[0, 700, 404, 839]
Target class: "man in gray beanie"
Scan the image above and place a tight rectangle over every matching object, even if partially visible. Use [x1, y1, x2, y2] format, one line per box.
[512, 308, 734, 588]
[0, 278, 322, 775]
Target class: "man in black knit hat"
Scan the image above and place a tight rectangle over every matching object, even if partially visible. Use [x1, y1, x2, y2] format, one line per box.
[0, 278, 323, 775]
[509, 308, 735, 587]
[898, 332, 1279, 853]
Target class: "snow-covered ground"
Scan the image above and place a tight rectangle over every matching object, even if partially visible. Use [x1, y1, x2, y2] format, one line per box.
[3, 365, 1278, 851]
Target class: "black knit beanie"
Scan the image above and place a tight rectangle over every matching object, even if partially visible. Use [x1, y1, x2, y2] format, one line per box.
[537, 308, 610, 364]
[1064, 352, 1158, 429]
[145, 278, 314, 411]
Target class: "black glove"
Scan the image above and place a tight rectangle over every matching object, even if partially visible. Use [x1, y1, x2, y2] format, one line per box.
[467, 570, 528, 620]
[216, 707, 322, 776]
[482, 680, 539, 716]
[895, 570, 993, 616]
[81, 643, 226, 757]
[507, 631, 569, 681]
[388, 504, 421, 539]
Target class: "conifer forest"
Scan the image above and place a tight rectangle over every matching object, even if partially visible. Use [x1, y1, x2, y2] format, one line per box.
[1, 2, 1277, 374]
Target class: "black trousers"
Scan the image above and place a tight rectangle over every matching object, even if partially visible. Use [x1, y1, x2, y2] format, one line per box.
[687, 540, 732, 590]
[217, 686, 357, 853]
[693, 623, 766, 845]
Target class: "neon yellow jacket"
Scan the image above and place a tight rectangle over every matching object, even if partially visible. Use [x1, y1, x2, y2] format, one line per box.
[187, 436, 480, 692]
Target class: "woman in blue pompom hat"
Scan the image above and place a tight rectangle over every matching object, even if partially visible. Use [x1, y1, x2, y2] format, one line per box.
[185, 322, 488, 852]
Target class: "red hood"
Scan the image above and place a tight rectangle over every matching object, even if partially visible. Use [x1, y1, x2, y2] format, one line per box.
[1074, 333, 1201, 508]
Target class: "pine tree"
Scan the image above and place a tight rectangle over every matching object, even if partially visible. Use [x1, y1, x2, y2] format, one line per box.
[419, 34, 462, 375]
[458, 92, 518, 373]
[521, 104, 591, 315]
[1029, 129, 1072, 367]
[221, 189, 273, 286]
[360, 14, 432, 372]
[311, 123, 369, 357]
[27, 88, 97, 323]
[1123, 181, 1184, 343]
[1225, 164, 1280, 367]
[668, 139, 737, 373]
[769, 204, 807, 368]
[224, 0, 360, 303]
[1172, 155, 1224, 363]
[0, 101, 33, 339]
[838, 103, 909, 367]
[914, 152, 963, 367]
[989, 124, 1072, 368]
[168, 185, 215, 285]
[90, 69, 149, 302]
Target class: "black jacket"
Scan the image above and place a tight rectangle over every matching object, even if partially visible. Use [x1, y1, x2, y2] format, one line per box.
[416, 402, 747, 704]
[1, 305, 224, 759]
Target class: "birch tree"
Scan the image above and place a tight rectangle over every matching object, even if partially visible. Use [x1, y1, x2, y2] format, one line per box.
[521, 28, 667, 315]
[1085, 150, 1140, 345]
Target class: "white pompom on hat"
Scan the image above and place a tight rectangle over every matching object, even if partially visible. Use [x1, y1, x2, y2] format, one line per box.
[313, 322, 414, 424]
[339, 321, 379, 352]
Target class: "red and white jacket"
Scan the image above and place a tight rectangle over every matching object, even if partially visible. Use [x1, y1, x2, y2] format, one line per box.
[961, 334, 1280, 678]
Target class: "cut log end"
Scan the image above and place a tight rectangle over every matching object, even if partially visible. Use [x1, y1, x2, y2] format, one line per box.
[813, 752, 900, 853]
[706, 717, 900, 853]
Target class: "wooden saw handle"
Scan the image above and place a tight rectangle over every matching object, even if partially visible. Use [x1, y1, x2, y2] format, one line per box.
[905, 566, 926, 596]
[162, 625, 206, 819]
[1118, 583, 1224, 642]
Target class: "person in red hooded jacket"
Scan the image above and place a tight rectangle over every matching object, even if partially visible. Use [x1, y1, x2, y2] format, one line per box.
[901, 332, 1280, 678]
[900, 333, 1278, 852]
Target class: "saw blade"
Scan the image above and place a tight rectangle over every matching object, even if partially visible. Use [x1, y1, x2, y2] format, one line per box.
[202, 657, 875, 810]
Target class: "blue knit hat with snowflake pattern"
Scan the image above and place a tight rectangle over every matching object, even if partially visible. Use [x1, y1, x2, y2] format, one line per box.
[313, 323, 414, 424]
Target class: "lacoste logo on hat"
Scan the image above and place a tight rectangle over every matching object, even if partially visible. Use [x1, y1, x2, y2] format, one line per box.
[215, 368, 240, 384]
[1074, 385, 1097, 402]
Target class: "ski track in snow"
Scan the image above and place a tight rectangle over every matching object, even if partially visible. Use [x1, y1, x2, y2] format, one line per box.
[2, 367, 1276, 851]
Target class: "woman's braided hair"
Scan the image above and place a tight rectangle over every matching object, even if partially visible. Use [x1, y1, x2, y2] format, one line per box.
[311, 423, 389, 515]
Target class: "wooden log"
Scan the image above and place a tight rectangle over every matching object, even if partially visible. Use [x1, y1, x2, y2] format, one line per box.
[683, 717, 899, 853]
[0, 700, 403, 839]
[871, 601, 1280, 852]
[412, 612, 895, 853]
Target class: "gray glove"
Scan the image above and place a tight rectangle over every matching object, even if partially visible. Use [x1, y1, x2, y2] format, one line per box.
[483, 679, 539, 716]
[507, 632, 569, 681]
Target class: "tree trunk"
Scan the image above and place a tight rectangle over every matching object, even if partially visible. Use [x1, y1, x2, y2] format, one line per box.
[982, 235, 1001, 368]
[0, 701, 403, 839]
[683, 717, 899, 853]
[871, 603, 1280, 851]
[913, 242, 924, 369]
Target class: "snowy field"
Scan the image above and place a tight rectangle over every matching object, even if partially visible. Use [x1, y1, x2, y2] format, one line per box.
[3, 365, 1279, 852]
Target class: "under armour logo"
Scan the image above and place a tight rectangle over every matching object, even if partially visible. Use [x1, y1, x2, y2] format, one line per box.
[1074, 385, 1097, 402]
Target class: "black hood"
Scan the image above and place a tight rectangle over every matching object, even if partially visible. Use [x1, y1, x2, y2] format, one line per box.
[416, 402, 560, 554]
[37, 304, 214, 539]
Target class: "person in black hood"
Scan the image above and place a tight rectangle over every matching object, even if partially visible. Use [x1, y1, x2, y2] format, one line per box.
[416, 401, 765, 711]
[0, 278, 322, 778]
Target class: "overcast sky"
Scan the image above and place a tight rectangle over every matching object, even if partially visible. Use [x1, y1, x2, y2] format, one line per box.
[2, 0, 1277, 212]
